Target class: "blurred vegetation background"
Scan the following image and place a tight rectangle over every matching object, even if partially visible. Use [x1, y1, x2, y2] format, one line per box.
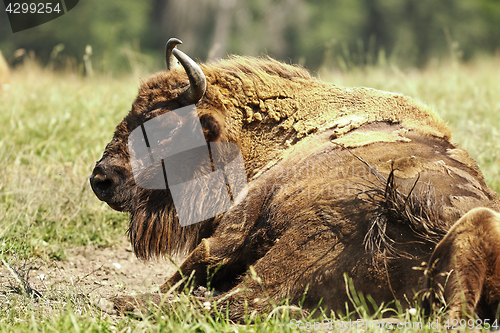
[1, 0, 500, 74]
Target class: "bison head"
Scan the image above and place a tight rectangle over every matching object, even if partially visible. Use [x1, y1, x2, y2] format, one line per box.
[90, 39, 223, 258]
[90, 39, 209, 209]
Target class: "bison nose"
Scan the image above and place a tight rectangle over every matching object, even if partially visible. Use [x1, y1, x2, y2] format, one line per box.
[90, 172, 116, 201]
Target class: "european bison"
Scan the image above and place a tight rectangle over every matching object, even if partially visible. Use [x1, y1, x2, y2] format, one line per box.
[90, 38, 500, 321]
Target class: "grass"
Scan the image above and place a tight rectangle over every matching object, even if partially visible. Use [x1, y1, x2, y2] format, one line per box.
[0, 57, 499, 332]
[0, 62, 134, 259]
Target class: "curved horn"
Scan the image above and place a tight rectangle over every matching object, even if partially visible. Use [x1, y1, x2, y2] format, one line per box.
[172, 48, 206, 104]
[165, 38, 182, 71]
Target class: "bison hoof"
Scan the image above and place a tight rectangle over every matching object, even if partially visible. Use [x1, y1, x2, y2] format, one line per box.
[112, 293, 162, 317]
[94, 297, 118, 316]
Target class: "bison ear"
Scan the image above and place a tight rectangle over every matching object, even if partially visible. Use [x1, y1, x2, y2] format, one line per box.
[199, 114, 222, 142]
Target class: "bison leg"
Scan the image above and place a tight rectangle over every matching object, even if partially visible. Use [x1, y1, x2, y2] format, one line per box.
[198, 223, 342, 322]
[114, 185, 277, 315]
[159, 235, 253, 293]
[111, 237, 228, 315]
[160, 238, 214, 292]
[111, 292, 163, 317]
[112, 234, 251, 315]
[424, 207, 500, 319]
[161, 196, 278, 292]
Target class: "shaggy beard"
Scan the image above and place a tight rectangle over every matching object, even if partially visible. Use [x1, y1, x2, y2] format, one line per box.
[127, 185, 218, 260]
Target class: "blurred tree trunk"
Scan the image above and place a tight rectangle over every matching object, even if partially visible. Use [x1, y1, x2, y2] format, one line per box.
[208, 0, 237, 61]
[147, 0, 215, 61]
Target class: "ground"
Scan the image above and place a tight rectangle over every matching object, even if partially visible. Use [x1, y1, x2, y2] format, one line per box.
[0, 236, 180, 316]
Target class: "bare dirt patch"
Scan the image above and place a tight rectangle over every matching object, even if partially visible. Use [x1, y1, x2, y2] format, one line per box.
[0, 236, 181, 312]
